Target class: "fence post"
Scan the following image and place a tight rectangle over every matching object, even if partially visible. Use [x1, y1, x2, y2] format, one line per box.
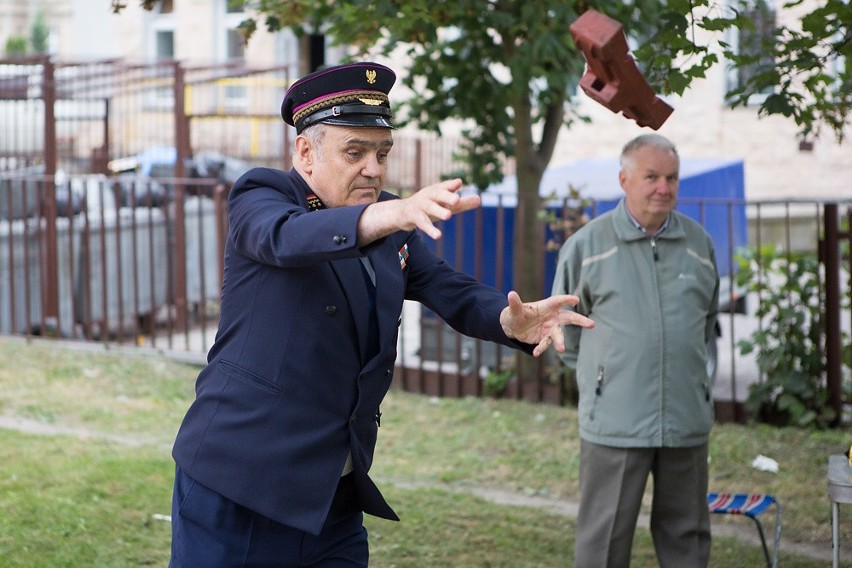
[41, 55, 60, 333]
[821, 202, 842, 426]
[172, 61, 188, 331]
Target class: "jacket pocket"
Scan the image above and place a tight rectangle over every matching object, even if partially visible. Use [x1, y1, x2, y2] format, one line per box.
[589, 366, 605, 421]
[219, 359, 283, 394]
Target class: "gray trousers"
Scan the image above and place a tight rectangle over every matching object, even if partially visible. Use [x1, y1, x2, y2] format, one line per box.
[575, 439, 711, 568]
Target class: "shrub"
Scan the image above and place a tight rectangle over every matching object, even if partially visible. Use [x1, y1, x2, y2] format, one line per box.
[5, 36, 27, 56]
[735, 245, 849, 428]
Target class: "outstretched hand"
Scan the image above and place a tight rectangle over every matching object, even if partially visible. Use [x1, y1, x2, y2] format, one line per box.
[358, 178, 481, 245]
[499, 291, 594, 357]
[398, 178, 481, 240]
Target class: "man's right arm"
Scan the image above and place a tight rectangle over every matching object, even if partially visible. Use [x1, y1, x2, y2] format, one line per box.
[356, 178, 480, 245]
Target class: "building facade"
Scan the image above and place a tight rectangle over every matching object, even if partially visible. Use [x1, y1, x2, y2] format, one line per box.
[2, 0, 849, 201]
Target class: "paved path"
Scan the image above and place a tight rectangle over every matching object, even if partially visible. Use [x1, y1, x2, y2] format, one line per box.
[387, 479, 835, 563]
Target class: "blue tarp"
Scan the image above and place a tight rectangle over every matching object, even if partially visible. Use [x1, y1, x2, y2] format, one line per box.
[430, 157, 748, 296]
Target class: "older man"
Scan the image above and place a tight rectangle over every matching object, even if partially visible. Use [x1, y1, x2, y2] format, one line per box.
[553, 133, 719, 568]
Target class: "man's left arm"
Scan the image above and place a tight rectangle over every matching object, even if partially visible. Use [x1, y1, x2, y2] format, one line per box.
[499, 291, 594, 358]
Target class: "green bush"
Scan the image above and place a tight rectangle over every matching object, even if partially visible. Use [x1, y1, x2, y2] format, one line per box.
[735, 245, 850, 428]
[483, 367, 514, 397]
[5, 36, 27, 56]
[29, 11, 50, 54]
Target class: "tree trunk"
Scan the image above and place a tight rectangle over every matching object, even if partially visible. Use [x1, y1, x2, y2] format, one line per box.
[507, 88, 564, 385]
[513, 163, 546, 383]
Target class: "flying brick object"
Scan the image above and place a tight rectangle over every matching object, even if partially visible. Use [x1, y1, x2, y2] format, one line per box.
[569, 8, 673, 130]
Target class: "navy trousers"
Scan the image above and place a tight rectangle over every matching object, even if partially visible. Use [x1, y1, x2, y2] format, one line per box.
[169, 467, 369, 567]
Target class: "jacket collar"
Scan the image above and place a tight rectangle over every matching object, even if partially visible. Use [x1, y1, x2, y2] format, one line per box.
[612, 198, 685, 242]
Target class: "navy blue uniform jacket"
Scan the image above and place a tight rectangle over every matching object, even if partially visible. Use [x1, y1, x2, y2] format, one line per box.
[171, 167, 532, 535]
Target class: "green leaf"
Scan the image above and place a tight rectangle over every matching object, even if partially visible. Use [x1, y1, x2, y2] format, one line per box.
[762, 94, 796, 117]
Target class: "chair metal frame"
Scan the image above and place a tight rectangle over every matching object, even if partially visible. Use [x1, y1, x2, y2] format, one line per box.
[707, 492, 782, 568]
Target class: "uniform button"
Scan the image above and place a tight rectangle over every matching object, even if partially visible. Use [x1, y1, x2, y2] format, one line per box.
[333, 235, 347, 244]
[385, 369, 392, 376]
[325, 305, 337, 315]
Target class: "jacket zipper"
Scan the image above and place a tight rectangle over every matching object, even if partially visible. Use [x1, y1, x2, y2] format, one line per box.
[590, 366, 604, 421]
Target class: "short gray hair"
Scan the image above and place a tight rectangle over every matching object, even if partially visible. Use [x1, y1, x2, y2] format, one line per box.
[619, 133, 679, 170]
[300, 123, 328, 159]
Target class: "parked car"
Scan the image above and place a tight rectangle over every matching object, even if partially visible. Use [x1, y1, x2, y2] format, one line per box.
[107, 146, 251, 202]
[0, 166, 85, 220]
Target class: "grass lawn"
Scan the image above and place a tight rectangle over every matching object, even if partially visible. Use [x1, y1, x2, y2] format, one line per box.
[0, 337, 848, 566]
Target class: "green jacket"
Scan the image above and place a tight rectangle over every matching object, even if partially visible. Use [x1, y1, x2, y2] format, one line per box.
[552, 199, 719, 448]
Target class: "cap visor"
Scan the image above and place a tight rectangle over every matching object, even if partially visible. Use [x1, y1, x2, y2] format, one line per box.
[322, 116, 395, 129]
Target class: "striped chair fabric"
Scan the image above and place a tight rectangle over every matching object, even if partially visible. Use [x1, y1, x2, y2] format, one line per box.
[707, 492, 781, 568]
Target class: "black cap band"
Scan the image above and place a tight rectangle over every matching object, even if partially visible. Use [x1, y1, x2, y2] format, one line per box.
[300, 103, 393, 130]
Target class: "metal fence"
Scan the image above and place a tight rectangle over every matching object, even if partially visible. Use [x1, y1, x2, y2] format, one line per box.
[0, 55, 479, 355]
[393, 198, 851, 425]
[1, 56, 848, 425]
[0, 173, 227, 351]
[2, 170, 847, 425]
[0, 56, 473, 193]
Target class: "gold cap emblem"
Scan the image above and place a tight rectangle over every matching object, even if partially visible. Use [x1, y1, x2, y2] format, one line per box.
[366, 69, 377, 84]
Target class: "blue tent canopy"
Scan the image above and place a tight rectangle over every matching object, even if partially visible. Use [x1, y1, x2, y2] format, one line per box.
[479, 156, 745, 204]
[432, 157, 748, 296]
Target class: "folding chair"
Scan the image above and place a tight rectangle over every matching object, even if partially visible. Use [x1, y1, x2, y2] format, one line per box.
[707, 492, 782, 568]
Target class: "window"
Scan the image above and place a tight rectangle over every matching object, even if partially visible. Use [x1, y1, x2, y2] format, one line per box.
[226, 29, 245, 61]
[150, 30, 175, 107]
[726, 0, 776, 103]
[140, 0, 176, 109]
[221, 0, 246, 62]
[155, 30, 174, 60]
[222, 1, 247, 109]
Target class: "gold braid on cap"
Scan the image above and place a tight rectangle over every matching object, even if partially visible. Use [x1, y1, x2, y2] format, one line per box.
[292, 90, 388, 125]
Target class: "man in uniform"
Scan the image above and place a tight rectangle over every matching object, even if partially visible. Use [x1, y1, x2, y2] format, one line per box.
[168, 61, 594, 567]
